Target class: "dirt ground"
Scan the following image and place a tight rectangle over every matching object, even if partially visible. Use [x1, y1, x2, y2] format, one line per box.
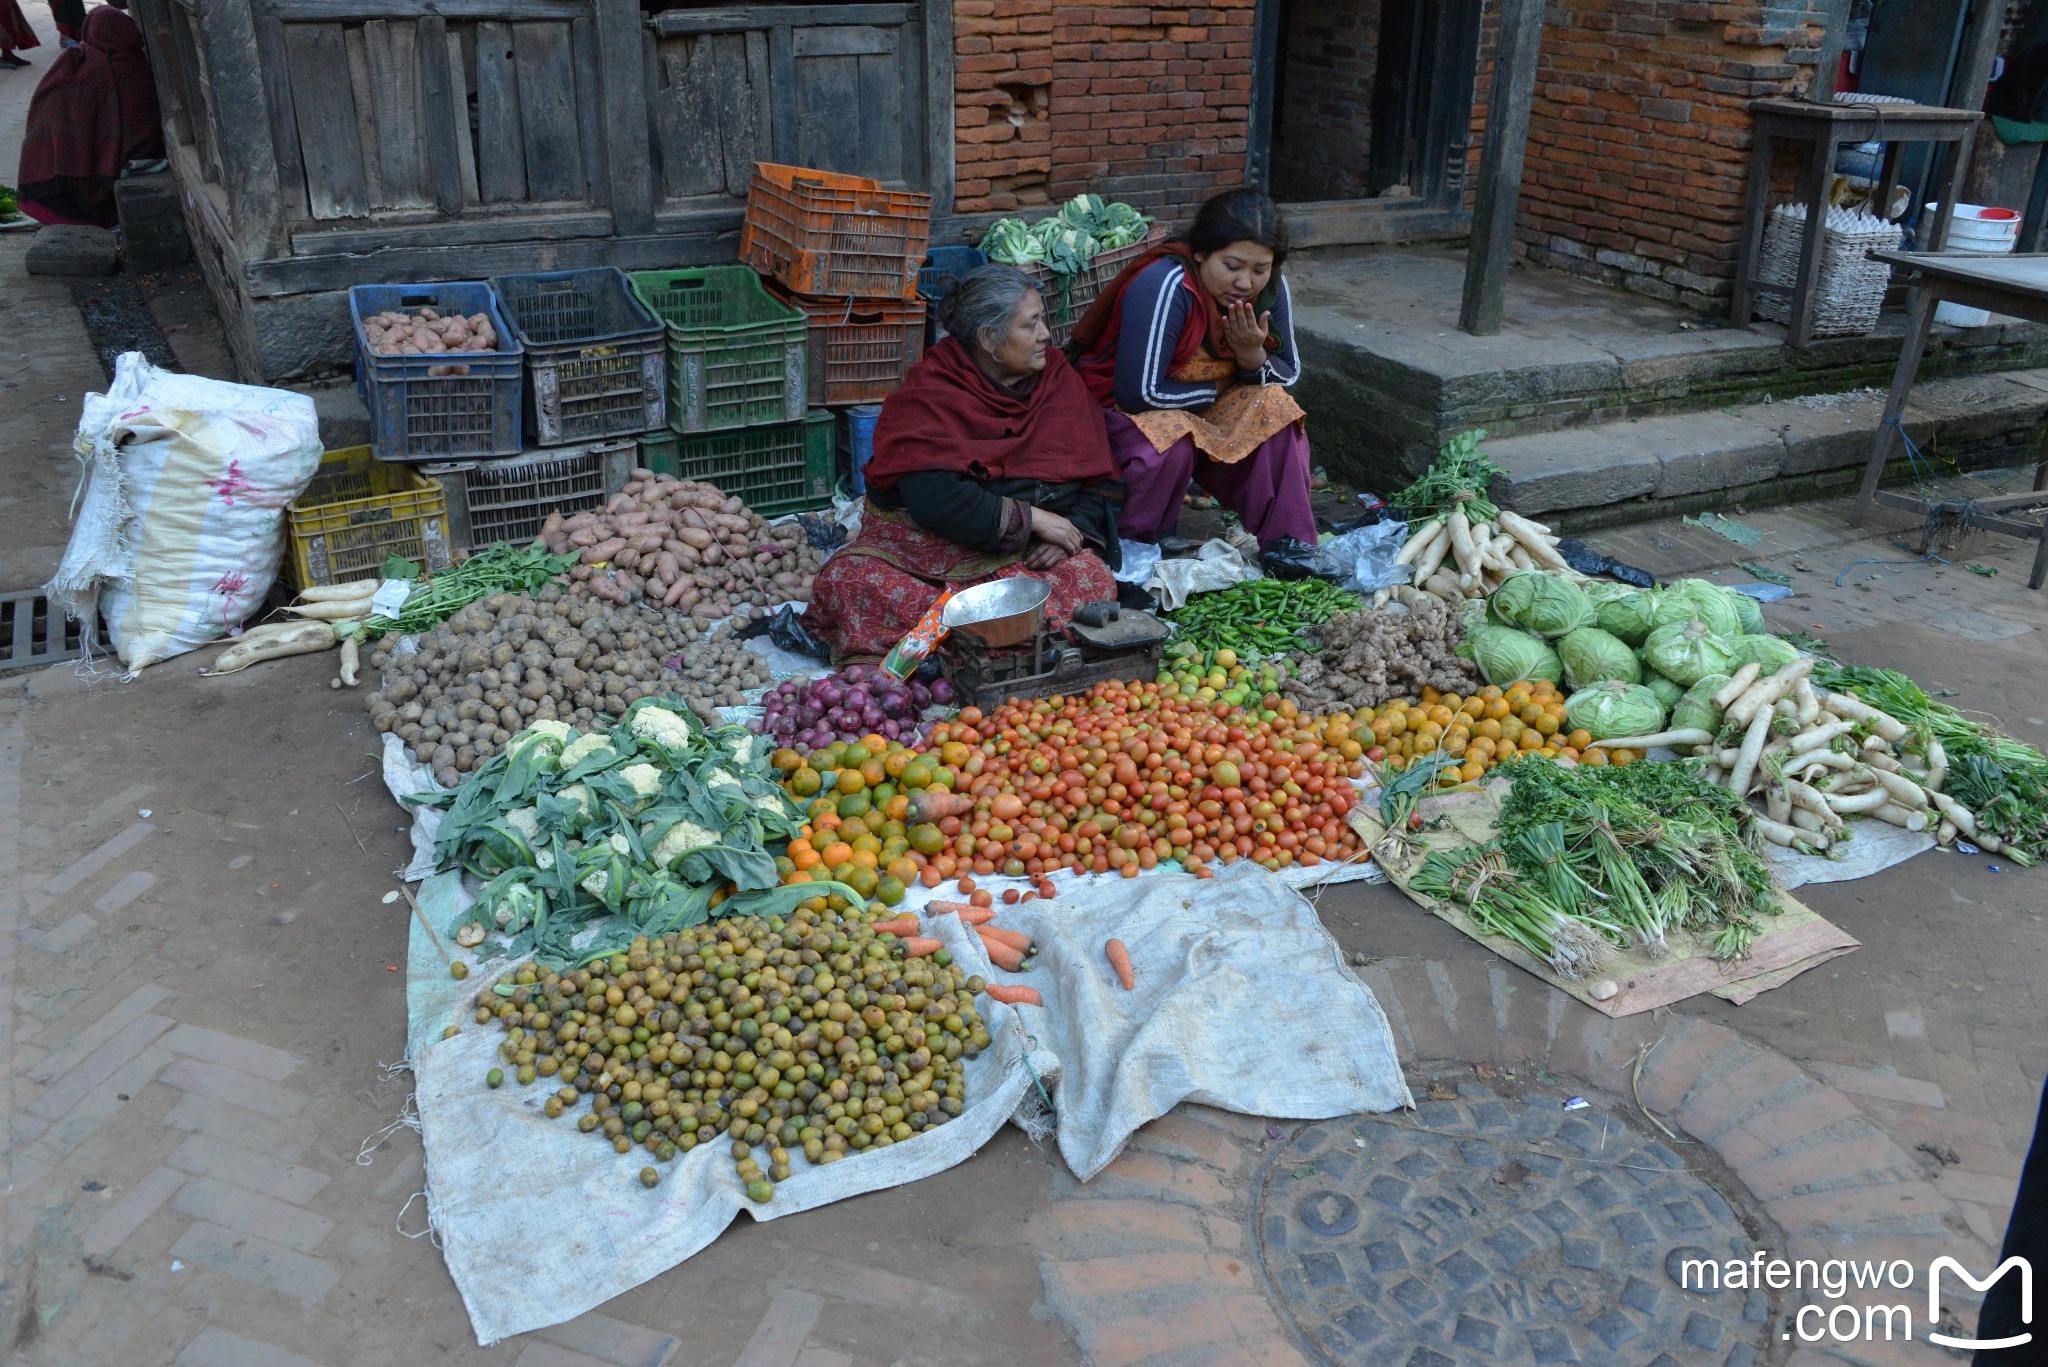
[1, 205, 2044, 1365]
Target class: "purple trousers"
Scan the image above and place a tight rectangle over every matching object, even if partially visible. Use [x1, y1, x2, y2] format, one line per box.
[1107, 410, 1317, 549]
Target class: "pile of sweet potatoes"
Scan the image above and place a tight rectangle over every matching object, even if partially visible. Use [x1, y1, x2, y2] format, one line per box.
[539, 470, 827, 619]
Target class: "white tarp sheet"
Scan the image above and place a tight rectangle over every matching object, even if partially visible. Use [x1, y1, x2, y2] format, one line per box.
[388, 752, 1412, 1345]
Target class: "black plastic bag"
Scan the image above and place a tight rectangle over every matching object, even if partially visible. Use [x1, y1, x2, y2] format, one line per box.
[736, 603, 832, 661]
[1259, 535, 1329, 581]
[1555, 536, 1657, 588]
[796, 512, 845, 552]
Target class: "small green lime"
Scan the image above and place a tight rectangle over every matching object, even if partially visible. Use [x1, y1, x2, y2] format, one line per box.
[640, 1167, 660, 1188]
[450, 961, 469, 980]
[486, 1067, 504, 1088]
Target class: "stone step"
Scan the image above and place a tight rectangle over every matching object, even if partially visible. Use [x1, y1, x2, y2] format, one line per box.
[1287, 246, 2048, 489]
[1486, 368, 2048, 520]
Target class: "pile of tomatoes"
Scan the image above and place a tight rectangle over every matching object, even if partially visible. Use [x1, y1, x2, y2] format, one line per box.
[773, 678, 1370, 892]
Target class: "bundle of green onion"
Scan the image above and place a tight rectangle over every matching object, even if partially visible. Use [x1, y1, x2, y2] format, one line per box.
[1814, 664, 2048, 862]
[1410, 759, 1780, 974]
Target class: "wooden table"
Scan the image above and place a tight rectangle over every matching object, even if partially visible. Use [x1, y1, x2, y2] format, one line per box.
[1850, 250, 2048, 589]
[1729, 100, 1983, 348]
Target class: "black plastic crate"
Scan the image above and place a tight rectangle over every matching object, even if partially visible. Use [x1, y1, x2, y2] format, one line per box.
[491, 268, 666, 446]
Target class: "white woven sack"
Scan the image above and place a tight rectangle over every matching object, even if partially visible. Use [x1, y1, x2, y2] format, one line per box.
[46, 352, 321, 671]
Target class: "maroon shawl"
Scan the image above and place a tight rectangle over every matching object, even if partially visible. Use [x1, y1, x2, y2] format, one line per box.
[860, 337, 1120, 494]
[18, 7, 162, 229]
[0, 0, 39, 51]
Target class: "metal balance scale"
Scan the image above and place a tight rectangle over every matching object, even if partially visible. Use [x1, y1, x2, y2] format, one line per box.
[936, 578, 1169, 712]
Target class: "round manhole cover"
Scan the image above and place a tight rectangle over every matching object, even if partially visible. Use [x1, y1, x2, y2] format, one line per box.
[1254, 1080, 1779, 1366]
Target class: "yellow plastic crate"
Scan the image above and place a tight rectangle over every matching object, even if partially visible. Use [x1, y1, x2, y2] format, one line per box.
[285, 446, 454, 587]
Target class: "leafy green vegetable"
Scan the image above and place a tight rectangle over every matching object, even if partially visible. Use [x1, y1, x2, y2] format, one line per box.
[409, 698, 823, 965]
[365, 542, 577, 638]
[977, 196, 1153, 274]
[1390, 429, 1504, 523]
[1412, 758, 1779, 971]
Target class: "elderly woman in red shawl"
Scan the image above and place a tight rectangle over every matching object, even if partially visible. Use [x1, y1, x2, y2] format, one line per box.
[803, 265, 1122, 662]
[16, 0, 163, 227]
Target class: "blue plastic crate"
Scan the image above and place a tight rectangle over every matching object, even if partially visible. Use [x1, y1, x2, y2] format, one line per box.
[836, 404, 884, 495]
[350, 282, 524, 463]
[916, 246, 985, 348]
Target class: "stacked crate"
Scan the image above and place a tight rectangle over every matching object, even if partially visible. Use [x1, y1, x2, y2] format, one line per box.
[627, 264, 833, 518]
[345, 279, 641, 561]
[740, 162, 933, 499]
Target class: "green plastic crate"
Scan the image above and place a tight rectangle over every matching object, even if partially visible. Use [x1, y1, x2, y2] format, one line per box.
[637, 411, 835, 517]
[627, 267, 808, 434]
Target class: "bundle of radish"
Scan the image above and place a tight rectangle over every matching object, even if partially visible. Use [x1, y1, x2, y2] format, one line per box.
[1381, 506, 1571, 607]
[204, 581, 368, 681]
[1589, 657, 2012, 859]
[1378, 429, 1572, 607]
[537, 470, 827, 618]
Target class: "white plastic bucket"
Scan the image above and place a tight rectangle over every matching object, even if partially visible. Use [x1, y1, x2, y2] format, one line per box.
[1927, 203, 2020, 326]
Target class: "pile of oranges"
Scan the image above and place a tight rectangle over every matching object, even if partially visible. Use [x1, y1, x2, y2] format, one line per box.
[1352, 679, 1640, 780]
[774, 678, 1371, 890]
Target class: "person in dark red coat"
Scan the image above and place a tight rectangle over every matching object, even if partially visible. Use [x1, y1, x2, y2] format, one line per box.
[803, 265, 1124, 662]
[16, 0, 163, 226]
[0, 0, 39, 68]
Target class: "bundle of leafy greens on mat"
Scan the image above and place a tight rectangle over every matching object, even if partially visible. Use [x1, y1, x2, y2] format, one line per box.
[1409, 758, 1780, 975]
[409, 698, 857, 966]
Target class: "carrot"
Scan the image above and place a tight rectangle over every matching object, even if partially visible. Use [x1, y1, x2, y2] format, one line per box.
[978, 924, 1032, 953]
[983, 984, 1042, 1006]
[977, 936, 1025, 971]
[1105, 938, 1135, 990]
[907, 790, 976, 824]
[927, 900, 996, 925]
[869, 915, 920, 937]
[900, 936, 944, 958]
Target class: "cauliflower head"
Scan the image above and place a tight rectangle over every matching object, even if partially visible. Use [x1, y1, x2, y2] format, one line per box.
[630, 704, 695, 750]
[526, 719, 576, 744]
[652, 820, 718, 868]
[618, 762, 665, 802]
[560, 733, 615, 768]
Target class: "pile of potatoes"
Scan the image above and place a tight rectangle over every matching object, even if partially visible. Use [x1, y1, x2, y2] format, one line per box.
[366, 586, 774, 787]
[541, 471, 826, 619]
[361, 307, 502, 356]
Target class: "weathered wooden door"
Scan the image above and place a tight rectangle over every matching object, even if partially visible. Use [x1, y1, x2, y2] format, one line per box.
[251, 0, 642, 250]
[647, 3, 936, 209]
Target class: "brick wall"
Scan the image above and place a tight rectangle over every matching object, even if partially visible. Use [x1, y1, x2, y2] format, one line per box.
[1270, 0, 1381, 201]
[1505, 0, 1827, 311]
[954, 0, 1256, 222]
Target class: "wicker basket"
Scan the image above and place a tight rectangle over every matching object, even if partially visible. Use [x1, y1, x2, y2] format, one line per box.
[1753, 203, 1903, 338]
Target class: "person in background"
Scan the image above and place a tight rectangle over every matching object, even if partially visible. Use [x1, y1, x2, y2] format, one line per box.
[0, 0, 38, 68]
[49, 0, 81, 44]
[1069, 188, 1313, 553]
[1973, 1076, 2045, 1364]
[16, 0, 162, 226]
[803, 265, 1122, 663]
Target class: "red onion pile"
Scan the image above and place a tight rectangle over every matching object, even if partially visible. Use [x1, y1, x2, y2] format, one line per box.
[754, 664, 955, 749]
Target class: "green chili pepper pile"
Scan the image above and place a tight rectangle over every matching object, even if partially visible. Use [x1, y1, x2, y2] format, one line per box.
[1165, 578, 1361, 658]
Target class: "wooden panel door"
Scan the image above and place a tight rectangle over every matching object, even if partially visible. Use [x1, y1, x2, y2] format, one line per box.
[649, 3, 931, 208]
[270, 2, 609, 231]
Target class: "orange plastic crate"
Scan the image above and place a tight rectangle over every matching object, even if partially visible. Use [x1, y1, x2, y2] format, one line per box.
[771, 285, 927, 406]
[741, 163, 932, 301]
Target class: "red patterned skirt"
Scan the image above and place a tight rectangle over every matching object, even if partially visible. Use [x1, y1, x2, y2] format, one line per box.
[804, 502, 1115, 663]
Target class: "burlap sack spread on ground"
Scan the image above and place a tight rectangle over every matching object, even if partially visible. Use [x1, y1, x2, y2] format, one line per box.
[1351, 780, 1863, 1018]
[389, 751, 1411, 1345]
